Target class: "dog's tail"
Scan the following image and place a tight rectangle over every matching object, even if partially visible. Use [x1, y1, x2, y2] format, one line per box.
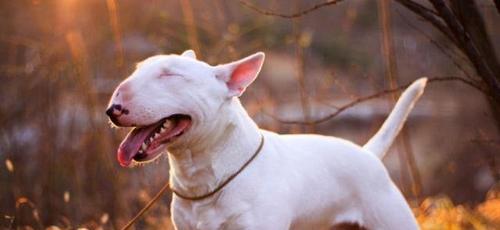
[363, 78, 427, 159]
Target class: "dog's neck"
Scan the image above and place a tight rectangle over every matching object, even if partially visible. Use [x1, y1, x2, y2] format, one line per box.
[167, 98, 261, 198]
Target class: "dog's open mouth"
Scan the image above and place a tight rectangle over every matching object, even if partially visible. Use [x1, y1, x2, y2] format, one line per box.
[117, 114, 191, 167]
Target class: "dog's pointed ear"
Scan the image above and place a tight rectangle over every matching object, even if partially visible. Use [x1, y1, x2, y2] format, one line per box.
[181, 50, 197, 59]
[214, 52, 265, 97]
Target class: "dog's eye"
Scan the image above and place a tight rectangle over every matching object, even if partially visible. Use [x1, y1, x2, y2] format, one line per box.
[159, 73, 177, 78]
[159, 73, 172, 78]
[158, 71, 185, 80]
[159, 70, 183, 78]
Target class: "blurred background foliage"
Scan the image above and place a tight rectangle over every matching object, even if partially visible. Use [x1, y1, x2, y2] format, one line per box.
[0, 0, 499, 229]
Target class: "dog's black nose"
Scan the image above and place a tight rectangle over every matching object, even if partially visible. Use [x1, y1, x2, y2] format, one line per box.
[106, 104, 129, 125]
[106, 104, 122, 118]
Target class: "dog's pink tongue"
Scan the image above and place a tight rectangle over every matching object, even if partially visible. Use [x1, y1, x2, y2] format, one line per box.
[117, 125, 157, 167]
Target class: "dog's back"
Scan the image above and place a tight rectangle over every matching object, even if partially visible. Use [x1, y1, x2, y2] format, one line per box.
[250, 78, 427, 229]
[255, 132, 402, 229]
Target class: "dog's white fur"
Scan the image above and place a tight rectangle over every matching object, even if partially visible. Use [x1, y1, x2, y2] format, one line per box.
[108, 50, 426, 229]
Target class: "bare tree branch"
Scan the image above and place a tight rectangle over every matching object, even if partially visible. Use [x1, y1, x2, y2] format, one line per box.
[429, 0, 500, 100]
[264, 76, 486, 125]
[239, 0, 345, 19]
[397, 10, 478, 82]
[449, 0, 500, 81]
[394, 0, 457, 43]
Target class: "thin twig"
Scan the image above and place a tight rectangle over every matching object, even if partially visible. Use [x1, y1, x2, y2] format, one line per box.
[120, 182, 171, 230]
[265, 76, 485, 125]
[471, 138, 500, 148]
[239, 0, 345, 19]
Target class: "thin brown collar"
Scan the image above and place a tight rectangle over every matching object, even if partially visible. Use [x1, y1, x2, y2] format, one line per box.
[171, 134, 265, 201]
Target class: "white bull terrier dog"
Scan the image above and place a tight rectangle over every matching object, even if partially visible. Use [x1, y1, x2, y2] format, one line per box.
[106, 50, 426, 229]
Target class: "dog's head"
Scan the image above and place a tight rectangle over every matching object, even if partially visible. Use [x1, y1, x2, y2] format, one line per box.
[106, 50, 265, 167]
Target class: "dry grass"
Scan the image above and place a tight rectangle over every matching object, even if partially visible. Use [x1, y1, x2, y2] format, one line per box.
[5, 187, 500, 229]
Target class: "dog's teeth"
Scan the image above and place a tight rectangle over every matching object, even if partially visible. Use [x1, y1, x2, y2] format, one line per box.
[163, 120, 171, 128]
[149, 137, 154, 142]
[160, 127, 166, 133]
[154, 133, 160, 138]
[138, 149, 143, 154]
[141, 143, 147, 150]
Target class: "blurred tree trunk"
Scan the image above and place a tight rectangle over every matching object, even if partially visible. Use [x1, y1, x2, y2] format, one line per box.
[396, 0, 500, 134]
[378, 0, 423, 199]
